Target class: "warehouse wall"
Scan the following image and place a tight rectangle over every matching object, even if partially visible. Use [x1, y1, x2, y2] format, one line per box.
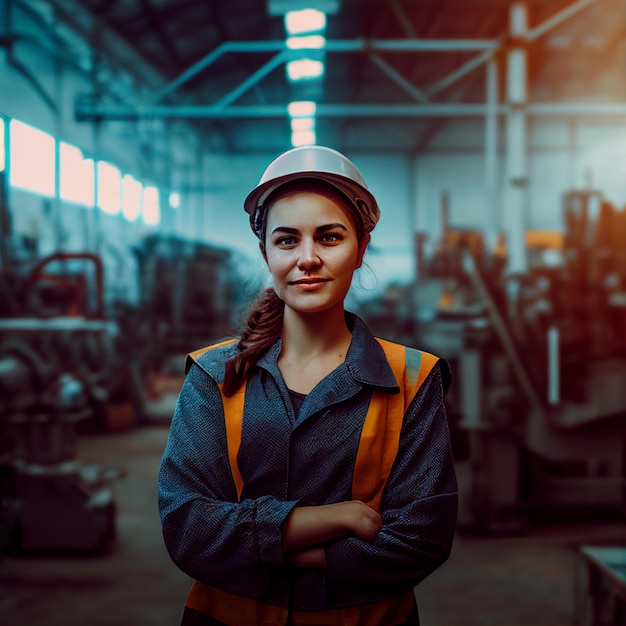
[2, 6, 626, 304]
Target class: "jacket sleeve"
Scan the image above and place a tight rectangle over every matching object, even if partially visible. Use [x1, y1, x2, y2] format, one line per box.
[157, 362, 298, 590]
[323, 362, 458, 604]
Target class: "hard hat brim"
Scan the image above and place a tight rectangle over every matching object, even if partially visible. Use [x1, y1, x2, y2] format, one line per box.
[244, 171, 380, 237]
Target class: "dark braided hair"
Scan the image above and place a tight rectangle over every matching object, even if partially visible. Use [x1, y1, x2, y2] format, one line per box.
[222, 288, 285, 396]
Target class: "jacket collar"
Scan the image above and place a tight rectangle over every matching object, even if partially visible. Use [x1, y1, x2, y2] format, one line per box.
[257, 312, 400, 393]
[192, 312, 401, 397]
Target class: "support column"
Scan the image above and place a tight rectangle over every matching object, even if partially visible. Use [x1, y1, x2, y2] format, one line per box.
[504, 2, 529, 274]
[485, 56, 499, 252]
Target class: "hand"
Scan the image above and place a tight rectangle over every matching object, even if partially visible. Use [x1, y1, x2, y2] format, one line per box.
[339, 500, 383, 540]
[282, 501, 382, 553]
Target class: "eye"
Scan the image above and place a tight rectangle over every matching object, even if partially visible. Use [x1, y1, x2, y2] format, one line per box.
[319, 232, 342, 243]
[275, 235, 297, 247]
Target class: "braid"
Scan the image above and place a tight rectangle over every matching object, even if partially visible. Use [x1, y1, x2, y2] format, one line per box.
[223, 288, 285, 396]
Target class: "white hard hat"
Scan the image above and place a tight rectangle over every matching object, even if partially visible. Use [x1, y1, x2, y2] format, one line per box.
[244, 145, 380, 239]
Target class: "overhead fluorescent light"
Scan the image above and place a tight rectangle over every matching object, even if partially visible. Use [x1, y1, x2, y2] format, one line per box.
[288, 100, 317, 117]
[285, 9, 326, 34]
[286, 35, 326, 49]
[291, 129, 316, 147]
[286, 58, 324, 81]
[267, 0, 339, 16]
[290, 117, 315, 131]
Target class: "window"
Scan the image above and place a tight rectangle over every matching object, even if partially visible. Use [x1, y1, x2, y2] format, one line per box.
[9, 119, 55, 196]
[97, 161, 122, 214]
[60, 142, 94, 206]
[121, 174, 142, 221]
[142, 186, 160, 225]
[0, 118, 5, 173]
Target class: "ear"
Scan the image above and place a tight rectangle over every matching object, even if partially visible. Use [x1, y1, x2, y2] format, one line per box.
[355, 233, 370, 269]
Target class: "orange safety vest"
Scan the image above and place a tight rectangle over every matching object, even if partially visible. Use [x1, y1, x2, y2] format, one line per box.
[185, 337, 440, 626]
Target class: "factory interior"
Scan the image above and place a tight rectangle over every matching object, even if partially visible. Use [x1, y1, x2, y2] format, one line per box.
[1, 0, 626, 624]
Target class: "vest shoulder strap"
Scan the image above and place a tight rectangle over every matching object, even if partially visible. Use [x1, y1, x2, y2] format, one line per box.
[186, 337, 238, 374]
[187, 338, 245, 498]
[352, 338, 440, 511]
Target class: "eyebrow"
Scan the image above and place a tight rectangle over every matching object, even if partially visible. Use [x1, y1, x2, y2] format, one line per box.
[271, 223, 348, 235]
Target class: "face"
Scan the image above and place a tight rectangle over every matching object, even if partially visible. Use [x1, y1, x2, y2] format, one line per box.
[263, 191, 366, 316]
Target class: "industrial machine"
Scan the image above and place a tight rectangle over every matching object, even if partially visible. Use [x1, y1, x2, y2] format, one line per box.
[0, 337, 118, 552]
[0, 252, 128, 552]
[443, 191, 626, 531]
[362, 190, 626, 532]
[133, 234, 257, 359]
[0, 231, 253, 551]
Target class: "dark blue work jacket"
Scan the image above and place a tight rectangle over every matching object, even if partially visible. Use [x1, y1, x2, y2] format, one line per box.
[158, 314, 458, 622]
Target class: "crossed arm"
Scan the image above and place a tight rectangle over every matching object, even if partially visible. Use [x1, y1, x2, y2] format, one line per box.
[282, 500, 382, 568]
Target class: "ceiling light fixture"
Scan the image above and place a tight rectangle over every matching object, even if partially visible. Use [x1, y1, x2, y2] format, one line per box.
[288, 100, 317, 117]
[286, 35, 326, 49]
[291, 129, 316, 146]
[286, 58, 324, 81]
[290, 117, 315, 131]
[284, 8, 326, 35]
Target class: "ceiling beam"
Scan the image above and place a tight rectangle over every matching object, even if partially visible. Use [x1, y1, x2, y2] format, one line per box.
[150, 38, 499, 102]
[367, 52, 429, 103]
[527, 0, 598, 41]
[75, 101, 626, 121]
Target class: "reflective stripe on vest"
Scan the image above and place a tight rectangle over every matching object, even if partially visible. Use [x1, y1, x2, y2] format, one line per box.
[185, 337, 439, 626]
[185, 582, 417, 626]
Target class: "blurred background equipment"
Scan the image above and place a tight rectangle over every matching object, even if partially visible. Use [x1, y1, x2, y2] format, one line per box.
[0, 251, 127, 552]
[0, 236, 253, 552]
[0, 328, 118, 552]
[363, 189, 626, 533]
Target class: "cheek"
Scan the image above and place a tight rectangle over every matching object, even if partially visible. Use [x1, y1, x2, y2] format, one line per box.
[264, 251, 286, 276]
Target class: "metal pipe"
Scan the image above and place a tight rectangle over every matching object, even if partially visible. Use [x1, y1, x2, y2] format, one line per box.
[150, 38, 499, 102]
[547, 326, 560, 405]
[425, 49, 492, 98]
[503, 2, 529, 275]
[527, 0, 598, 41]
[75, 101, 626, 121]
[485, 57, 499, 251]
[22, 252, 105, 317]
[462, 246, 543, 410]
[152, 41, 233, 102]
[214, 51, 288, 109]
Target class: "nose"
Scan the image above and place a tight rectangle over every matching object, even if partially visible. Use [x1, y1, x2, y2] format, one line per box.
[297, 239, 321, 270]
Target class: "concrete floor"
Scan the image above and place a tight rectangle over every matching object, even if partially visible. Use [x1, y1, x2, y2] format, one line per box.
[1, 423, 624, 626]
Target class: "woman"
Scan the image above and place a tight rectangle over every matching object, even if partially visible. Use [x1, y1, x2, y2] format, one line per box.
[158, 146, 458, 626]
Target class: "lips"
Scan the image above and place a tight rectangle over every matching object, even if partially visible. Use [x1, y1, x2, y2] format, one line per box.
[289, 277, 331, 285]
